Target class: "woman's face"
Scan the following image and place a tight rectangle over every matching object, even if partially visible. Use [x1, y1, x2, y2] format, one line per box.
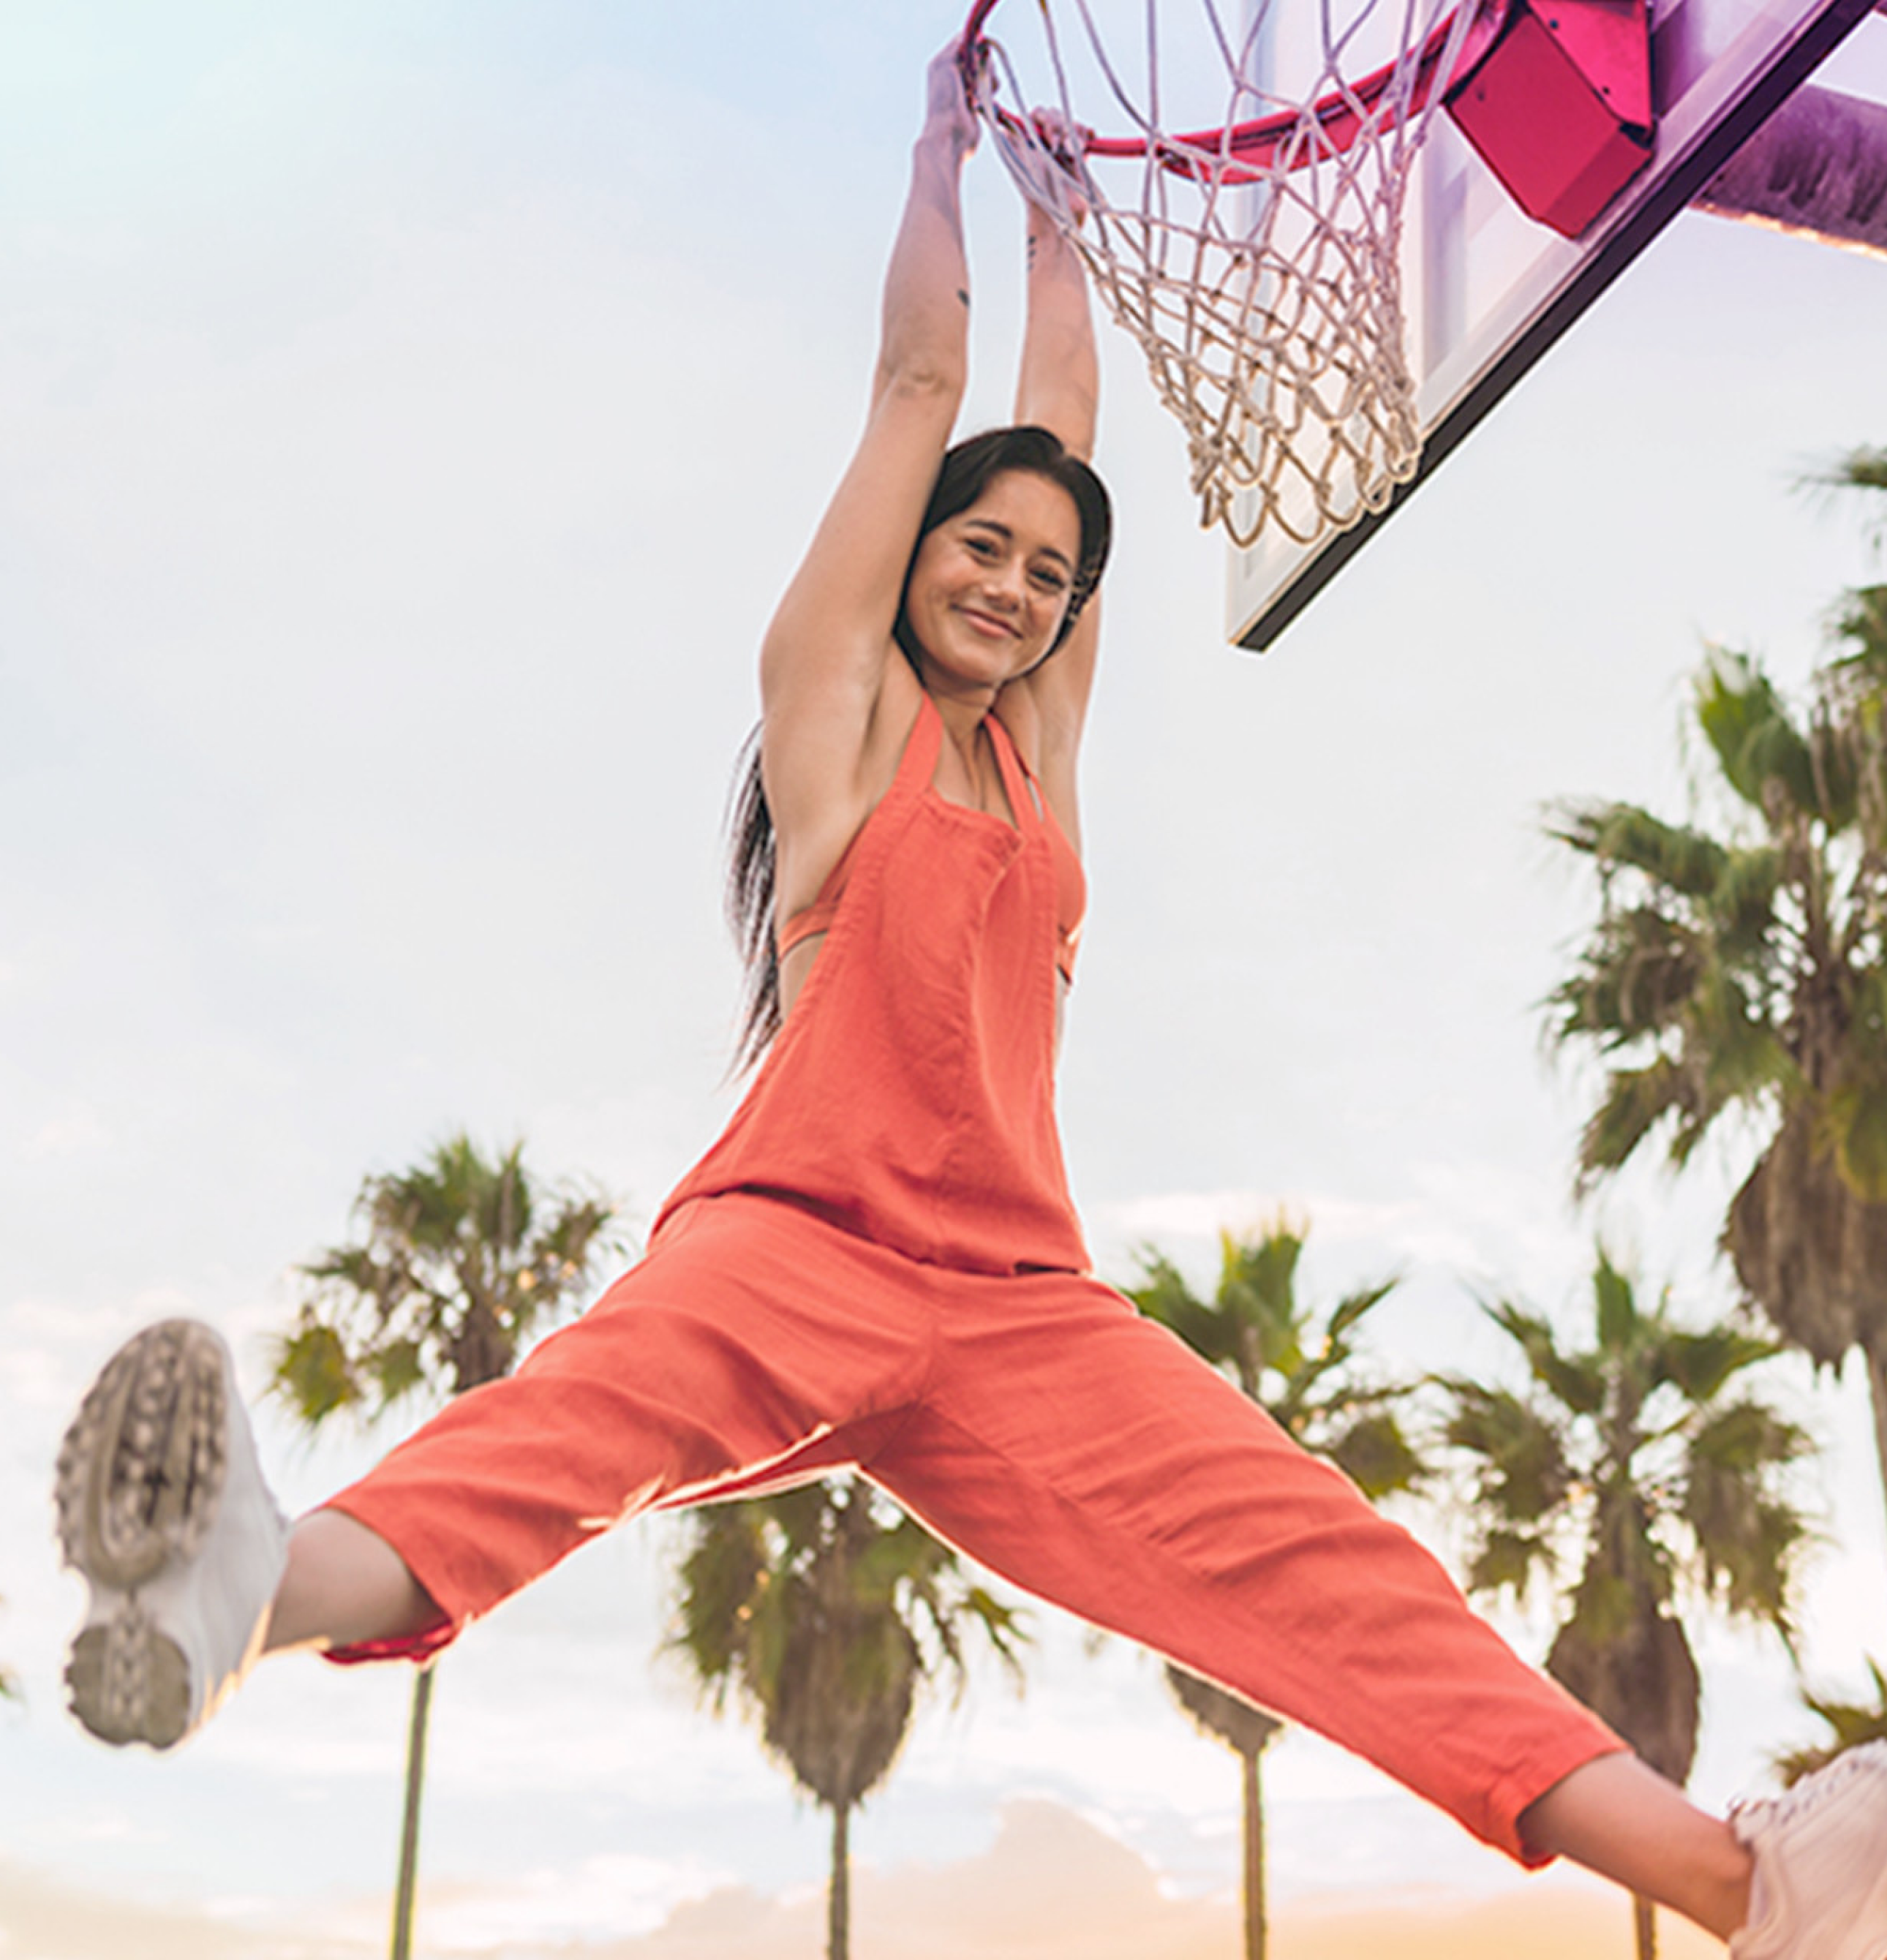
[903, 470, 1083, 693]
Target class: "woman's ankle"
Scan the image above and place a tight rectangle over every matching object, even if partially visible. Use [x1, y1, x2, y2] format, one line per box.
[1522, 1752, 1753, 1941]
[263, 1509, 437, 1654]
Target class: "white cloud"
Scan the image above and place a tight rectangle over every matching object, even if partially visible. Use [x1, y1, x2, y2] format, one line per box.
[23, 1105, 110, 1161]
[0, 1808, 1732, 1960]
[1093, 1180, 1510, 1277]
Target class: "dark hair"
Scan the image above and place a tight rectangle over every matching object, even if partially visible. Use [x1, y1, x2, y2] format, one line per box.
[726, 427, 1112, 1071]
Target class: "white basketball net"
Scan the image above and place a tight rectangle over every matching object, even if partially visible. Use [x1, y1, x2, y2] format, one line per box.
[967, 0, 1479, 548]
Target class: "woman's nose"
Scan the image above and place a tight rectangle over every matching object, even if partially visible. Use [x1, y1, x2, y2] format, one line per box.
[984, 557, 1025, 607]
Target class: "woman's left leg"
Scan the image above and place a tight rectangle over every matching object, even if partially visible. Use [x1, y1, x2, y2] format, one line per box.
[867, 1264, 1887, 1952]
[859, 1263, 1733, 1910]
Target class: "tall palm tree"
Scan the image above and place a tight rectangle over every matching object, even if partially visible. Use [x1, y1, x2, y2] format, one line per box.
[1548, 451, 1887, 1501]
[1776, 1656, 1887, 1787]
[1439, 1249, 1811, 1960]
[667, 1474, 1025, 1960]
[1127, 1221, 1421, 1960]
[271, 1133, 617, 1960]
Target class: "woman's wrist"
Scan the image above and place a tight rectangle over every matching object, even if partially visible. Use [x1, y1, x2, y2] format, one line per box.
[916, 116, 976, 169]
[919, 42, 980, 163]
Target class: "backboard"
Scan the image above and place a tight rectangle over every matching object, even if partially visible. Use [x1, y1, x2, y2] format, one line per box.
[1225, 0, 1880, 647]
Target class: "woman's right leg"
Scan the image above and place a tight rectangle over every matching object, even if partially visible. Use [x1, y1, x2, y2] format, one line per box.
[308, 1194, 936, 1665]
[61, 1195, 936, 1741]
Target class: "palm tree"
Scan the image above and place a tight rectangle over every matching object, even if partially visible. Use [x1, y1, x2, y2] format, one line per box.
[271, 1134, 617, 1960]
[0, 1594, 18, 1704]
[1548, 451, 1887, 1503]
[667, 1474, 1025, 1960]
[1439, 1249, 1811, 1960]
[1776, 1656, 1887, 1787]
[1126, 1220, 1421, 1960]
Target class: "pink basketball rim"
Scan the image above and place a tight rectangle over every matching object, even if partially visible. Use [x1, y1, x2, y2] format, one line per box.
[958, 0, 1488, 176]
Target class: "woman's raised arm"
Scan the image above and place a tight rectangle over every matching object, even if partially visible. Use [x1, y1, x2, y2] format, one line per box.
[1014, 198, 1098, 462]
[760, 48, 979, 822]
[1005, 188, 1102, 830]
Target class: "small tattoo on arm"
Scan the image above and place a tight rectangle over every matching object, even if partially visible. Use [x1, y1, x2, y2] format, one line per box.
[1028, 233, 1040, 268]
[957, 287, 971, 309]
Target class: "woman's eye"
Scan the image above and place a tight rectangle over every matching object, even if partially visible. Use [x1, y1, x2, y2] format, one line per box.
[965, 536, 998, 558]
[1031, 568, 1069, 593]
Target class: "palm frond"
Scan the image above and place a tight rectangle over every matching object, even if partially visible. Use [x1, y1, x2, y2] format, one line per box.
[282, 1134, 619, 1426]
[1677, 1401, 1812, 1628]
[1127, 1251, 1235, 1365]
[268, 1319, 363, 1425]
[1325, 1278, 1401, 1344]
[1714, 844, 1787, 960]
[1813, 445, 1887, 498]
[1551, 908, 1705, 1050]
[1548, 801, 1729, 898]
[1483, 1300, 1606, 1415]
[1217, 1224, 1309, 1378]
[1440, 1380, 1574, 1523]
[1592, 1252, 1638, 1354]
[1575, 1057, 1696, 1180]
[1776, 1656, 1887, 1785]
[1325, 1409, 1425, 1499]
[1827, 583, 1887, 681]
[1465, 1526, 1557, 1599]
[1655, 1326, 1781, 1403]
[666, 1477, 1028, 1820]
[1695, 649, 1819, 818]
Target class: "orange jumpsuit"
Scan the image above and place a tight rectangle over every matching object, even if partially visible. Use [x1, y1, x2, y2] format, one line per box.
[325, 690, 1619, 1863]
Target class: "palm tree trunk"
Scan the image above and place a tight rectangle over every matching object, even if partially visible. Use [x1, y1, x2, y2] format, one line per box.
[828, 1798, 851, 1960]
[390, 1662, 436, 1960]
[1633, 1890, 1657, 1960]
[1243, 1747, 1268, 1960]
[1866, 1343, 1887, 1534]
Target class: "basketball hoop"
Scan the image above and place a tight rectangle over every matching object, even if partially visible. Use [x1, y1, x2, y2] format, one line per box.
[962, 0, 1483, 548]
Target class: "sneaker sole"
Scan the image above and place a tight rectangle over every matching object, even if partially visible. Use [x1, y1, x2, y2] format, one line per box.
[56, 1320, 230, 1747]
[65, 1607, 192, 1749]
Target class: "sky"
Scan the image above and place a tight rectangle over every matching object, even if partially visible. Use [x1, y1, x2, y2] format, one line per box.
[4, 4, 1887, 1956]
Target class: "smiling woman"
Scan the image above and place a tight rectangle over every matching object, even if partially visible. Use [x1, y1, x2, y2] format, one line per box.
[47, 26, 1887, 1960]
[730, 419, 1110, 1067]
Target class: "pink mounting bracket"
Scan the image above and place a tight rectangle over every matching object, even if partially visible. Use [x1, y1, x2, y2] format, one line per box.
[1444, 0, 1656, 235]
[962, 0, 1659, 238]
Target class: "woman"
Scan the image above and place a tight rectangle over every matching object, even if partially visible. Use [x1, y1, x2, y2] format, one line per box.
[55, 44, 1886, 1960]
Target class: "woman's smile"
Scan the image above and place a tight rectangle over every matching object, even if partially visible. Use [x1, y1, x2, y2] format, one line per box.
[905, 469, 1082, 687]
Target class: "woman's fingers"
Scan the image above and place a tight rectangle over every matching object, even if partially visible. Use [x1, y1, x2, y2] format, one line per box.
[1019, 109, 1093, 223]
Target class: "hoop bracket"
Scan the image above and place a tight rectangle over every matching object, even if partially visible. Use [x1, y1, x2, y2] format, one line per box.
[1446, 0, 1655, 235]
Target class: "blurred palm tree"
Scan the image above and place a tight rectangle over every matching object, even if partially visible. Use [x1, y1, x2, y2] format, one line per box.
[1776, 1656, 1887, 1787]
[271, 1133, 617, 1960]
[1548, 448, 1887, 1505]
[1439, 1249, 1811, 1960]
[1127, 1219, 1420, 1960]
[1, 1594, 18, 1704]
[667, 1475, 1025, 1960]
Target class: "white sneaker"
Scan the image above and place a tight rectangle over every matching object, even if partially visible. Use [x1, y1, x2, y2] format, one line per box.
[1731, 1742, 1887, 1960]
[55, 1319, 288, 1749]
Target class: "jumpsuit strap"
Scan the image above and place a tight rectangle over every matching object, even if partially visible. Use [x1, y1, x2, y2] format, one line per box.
[898, 689, 945, 801]
[984, 710, 1044, 837]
